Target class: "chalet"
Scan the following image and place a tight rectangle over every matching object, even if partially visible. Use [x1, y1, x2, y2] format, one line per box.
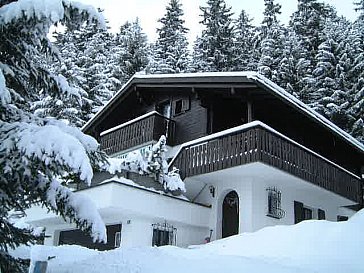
[26, 72, 364, 250]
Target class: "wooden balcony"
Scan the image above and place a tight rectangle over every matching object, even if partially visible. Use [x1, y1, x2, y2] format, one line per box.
[169, 121, 362, 203]
[100, 111, 175, 155]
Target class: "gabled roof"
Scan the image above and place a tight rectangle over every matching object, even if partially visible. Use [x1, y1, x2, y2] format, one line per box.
[82, 71, 364, 154]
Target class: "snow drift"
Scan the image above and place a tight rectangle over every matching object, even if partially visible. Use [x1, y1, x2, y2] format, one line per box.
[28, 208, 364, 273]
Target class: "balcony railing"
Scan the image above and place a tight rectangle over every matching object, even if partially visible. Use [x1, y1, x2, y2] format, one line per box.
[169, 121, 362, 203]
[100, 111, 175, 155]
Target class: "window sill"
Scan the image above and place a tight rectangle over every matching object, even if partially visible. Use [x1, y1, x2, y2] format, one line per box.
[266, 213, 283, 219]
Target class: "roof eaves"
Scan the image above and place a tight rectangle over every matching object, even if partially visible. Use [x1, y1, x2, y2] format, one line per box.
[248, 73, 364, 153]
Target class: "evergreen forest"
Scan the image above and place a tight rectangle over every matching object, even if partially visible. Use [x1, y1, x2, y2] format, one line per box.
[43, 0, 364, 143]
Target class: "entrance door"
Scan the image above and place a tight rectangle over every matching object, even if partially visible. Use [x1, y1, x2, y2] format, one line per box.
[222, 191, 239, 238]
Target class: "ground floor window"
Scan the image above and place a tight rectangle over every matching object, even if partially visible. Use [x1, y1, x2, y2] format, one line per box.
[337, 215, 349, 222]
[152, 222, 176, 246]
[58, 224, 122, 251]
[266, 187, 285, 219]
[294, 201, 325, 223]
[303, 207, 313, 220]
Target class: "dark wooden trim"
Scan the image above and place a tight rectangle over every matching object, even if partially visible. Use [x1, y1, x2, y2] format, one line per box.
[170, 124, 362, 203]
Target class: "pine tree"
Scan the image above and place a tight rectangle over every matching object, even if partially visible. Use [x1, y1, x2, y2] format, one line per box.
[309, 17, 354, 130]
[257, 0, 285, 82]
[289, 0, 336, 102]
[195, 0, 235, 71]
[35, 19, 120, 126]
[115, 18, 149, 82]
[276, 30, 301, 95]
[76, 23, 121, 117]
[346, 2, 364, 142]
[149, 0, 190, 74]
[233, 10, 256, 71]
[190, 36, 211, 72]
[0, 1, 107, 271]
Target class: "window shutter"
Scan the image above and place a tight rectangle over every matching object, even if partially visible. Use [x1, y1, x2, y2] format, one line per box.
[294, 201, 304, 224]
[318, 209, 326, 220]
[181, 97, 190, 111]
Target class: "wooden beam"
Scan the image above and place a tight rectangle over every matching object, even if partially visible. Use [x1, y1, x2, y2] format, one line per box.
[135, 83, 257, 89]
[247, 100, 253, 122]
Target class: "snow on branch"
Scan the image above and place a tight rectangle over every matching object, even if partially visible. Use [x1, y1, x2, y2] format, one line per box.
[0, 0, 105, 27]
[1, 120, 99, 185]
[0, 69, 11, 105]
[106, 135, 186, 193]
[44, 178, 106, 243]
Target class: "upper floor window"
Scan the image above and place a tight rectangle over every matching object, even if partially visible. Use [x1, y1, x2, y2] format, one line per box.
[266, 187, 285, 219]
[157, 100, 171, 118]
[173, 97, 190, 116]
[152, 222, 176, 246]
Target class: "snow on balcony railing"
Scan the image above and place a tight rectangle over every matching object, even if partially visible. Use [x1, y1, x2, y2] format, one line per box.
[100, 111, 175, 155]
[169, 121, 361, 203]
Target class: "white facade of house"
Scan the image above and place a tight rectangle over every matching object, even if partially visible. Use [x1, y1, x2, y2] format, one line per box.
[185, 162, 357, 240]
[26, 159, 357, 249]
[26, 181, 212, 248]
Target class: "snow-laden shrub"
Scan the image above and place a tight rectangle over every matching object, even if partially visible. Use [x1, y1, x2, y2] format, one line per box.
[106, 135, 185, 193]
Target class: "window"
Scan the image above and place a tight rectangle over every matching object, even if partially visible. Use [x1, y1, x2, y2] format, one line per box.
[174, 99, 183, 115]
[303, 207, 313, 220]
[266, 187, 285, 219]
[294, 201, 326, 223]
[173, 97, 190, 116]
[157, 101, 171, 118]
[152, 222, 176, 246]
[59, 224, 122, 251]
[337, 215, 349, 222]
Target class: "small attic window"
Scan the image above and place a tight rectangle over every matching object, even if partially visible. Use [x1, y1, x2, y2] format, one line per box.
[173, 97, 190, 116]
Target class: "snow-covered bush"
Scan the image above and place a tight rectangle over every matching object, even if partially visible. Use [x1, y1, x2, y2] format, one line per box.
[106, 135, 185, 193]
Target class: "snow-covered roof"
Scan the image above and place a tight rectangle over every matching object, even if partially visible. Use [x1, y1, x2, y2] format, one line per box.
[82, 71, 364, 153]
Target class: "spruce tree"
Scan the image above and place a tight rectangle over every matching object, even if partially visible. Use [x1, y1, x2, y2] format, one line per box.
[233, 10, 256, 71]
[257, 0, 285, 82]
[195, 0, 235, 71]
[115, 19, 149, 82]
[35, 19, 120, 126]
[346, 1, 364, 142]
[289, 0, 336, 102]
[0, 1, 107, 271]
[276, 30, 301, 95]
[149, 0, 190, 74]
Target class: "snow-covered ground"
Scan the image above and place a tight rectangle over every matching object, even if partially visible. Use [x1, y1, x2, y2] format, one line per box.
[26, 208, 364, 273]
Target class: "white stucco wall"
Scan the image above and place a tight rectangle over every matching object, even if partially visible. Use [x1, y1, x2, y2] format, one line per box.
[26, 182, 211, 248]
[184, 162, 357, 240]
[26, 162, 358, 248]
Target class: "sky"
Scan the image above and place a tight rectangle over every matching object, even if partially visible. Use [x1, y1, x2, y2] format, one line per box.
[78, 0, 359, 43]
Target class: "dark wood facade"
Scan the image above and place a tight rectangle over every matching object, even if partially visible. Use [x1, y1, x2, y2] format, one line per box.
[84, 73, 364, 203]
